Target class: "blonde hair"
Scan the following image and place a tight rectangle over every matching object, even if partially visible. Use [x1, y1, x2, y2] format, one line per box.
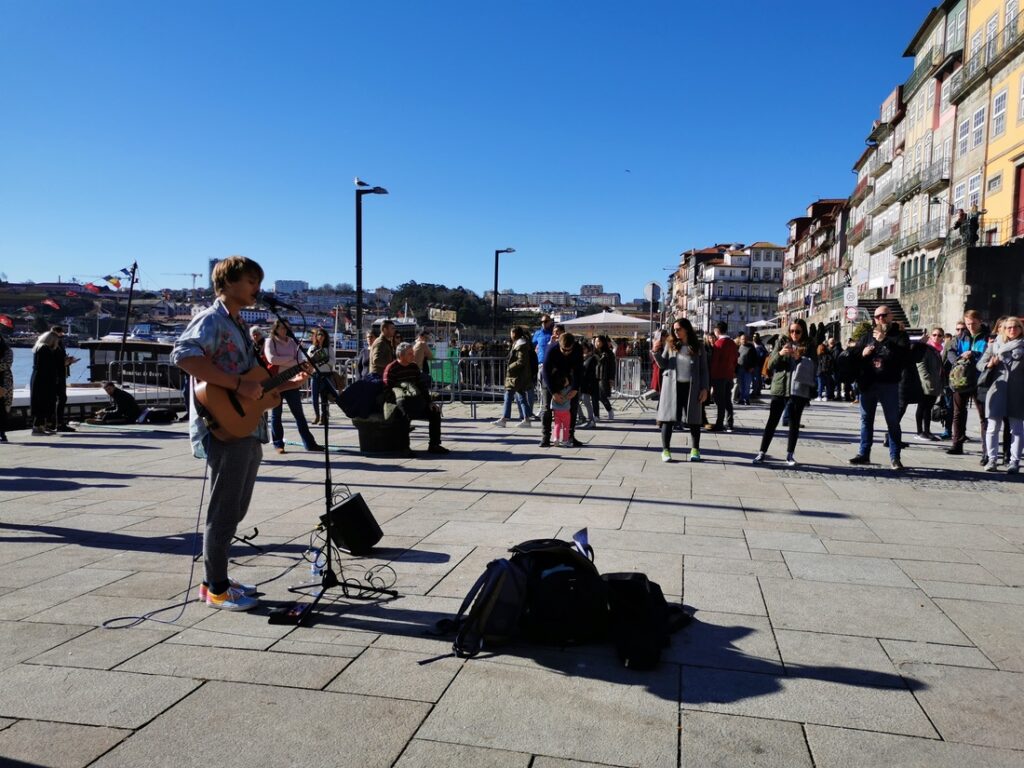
[211, 255, 264, 295]
[1000, 316, 1023, 343]
[33, 331, 59, 352]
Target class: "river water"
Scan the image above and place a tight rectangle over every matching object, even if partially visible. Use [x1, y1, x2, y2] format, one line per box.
[9, 347, 90, 387]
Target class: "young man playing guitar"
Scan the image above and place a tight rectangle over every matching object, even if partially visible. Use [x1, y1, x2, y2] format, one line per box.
[171, 255, 306, 611]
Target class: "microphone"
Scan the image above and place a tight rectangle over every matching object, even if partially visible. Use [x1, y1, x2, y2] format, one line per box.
[260, 293, 301, 313]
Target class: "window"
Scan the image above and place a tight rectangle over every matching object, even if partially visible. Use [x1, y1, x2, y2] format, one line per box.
[968, 173, 982, 208]
[972, 106, 986, 148]
[927, 82, 935, 113]
[941, 78, 951, 108]
[958, 118, 970, 155]
[993, 89, 1008, 138]
[971, 30, 983, 58]
[752, 267, 760, 279]
[953, 181, 966, 210]
[988, 173, 1003, 193]
[955, 9, 967, 48]
[1019, 74, 1024, 120]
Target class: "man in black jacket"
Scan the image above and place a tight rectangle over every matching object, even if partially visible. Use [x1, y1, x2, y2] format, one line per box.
[849, 308, 910, 469]
[540, 331, 583, 448]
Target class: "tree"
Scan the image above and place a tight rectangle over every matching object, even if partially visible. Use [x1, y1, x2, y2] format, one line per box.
[334, 282, 354, 293]
[849, 320, 872, 342]
[389, 281, 491, 325]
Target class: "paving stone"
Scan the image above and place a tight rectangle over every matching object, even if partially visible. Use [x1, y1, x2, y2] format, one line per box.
[879, 639, 996, 669]
[965, 549, 1024, 586]
[0, 720, 130, 768]
[681, 711, 813, 768]
[394, 740, 530, 767]
[27, 626, 167, 670]
[417, 658, 678, 767]
[824, 539, 975, 563]
[532, 759, 631, 768]
[865, 519, 1021, 553]
[916, 580, 1024, 605]
[806, 723, 1024, 768]
[558, 528, 751, 560]
[683, 571, 765, 616]
[896, 559, 1005, 585]
[92, 680, 429, 767]
[773, 629, 902, 687]
[0, 620, 89, 670]
[326, 647, 461, 702]
[761, 577, 969, 643]
[681, 664, 935, 736]
[783, 551, 915, 587]
[744, 530, 825, 553]
[934, 598, 1024, 671]
[422, 521, 562, 548]
[665, 611, 780, 672]
[899, 662, 1024, 749]
[0, 568, 134, 620]
[118, 643, 351, 688]
[683, 555, 790, 579]
[0, 663, 199, 727]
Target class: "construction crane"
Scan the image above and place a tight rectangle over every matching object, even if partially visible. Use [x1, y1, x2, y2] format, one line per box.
[162, 272, 204, 300]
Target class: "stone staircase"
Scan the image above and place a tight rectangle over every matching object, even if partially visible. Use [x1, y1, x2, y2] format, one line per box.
[857, 298, 924, 337]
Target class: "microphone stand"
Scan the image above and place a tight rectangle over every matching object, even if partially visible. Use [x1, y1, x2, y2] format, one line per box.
[263, 303, 397, 626]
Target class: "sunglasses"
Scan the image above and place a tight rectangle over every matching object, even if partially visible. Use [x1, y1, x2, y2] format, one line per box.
[788, 328, 802, 333]
[874, 313, 889, 319]
[930, 332, 943, 337]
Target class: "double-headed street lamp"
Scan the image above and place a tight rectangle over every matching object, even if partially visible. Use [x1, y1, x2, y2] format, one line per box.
[355, 178, 388, 353]
[493, 247, 516, 340]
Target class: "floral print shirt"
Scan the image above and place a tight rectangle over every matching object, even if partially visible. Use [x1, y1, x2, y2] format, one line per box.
[171, 298, 267, 457]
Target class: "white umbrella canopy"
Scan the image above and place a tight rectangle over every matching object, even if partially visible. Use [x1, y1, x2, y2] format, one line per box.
[562, 311, 651, 337]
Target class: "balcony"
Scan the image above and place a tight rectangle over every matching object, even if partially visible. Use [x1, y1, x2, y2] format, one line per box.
[950, 47, 990, 104]
[893, 228, 920, 255]
[922, 158, 951, 192]
[850, 176, 873, 205]
[920, 217, 948, 246]
[904, 46, 939, 99]
[895, 170, 922, 202]
[902, 268, 939, 295]
[847, 219, 871, 246]
[869, 179, 896, 213]
[868, 151, 894, 179]
[867, 223, 899, 253]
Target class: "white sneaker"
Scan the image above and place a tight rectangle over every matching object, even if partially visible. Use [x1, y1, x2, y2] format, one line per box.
[515, 418, 531, 428]
[752, 452, 766, 464]
[493, 418, 507, 427]
[786, 453, 797, 467]
[607, 408, 615, 420]
[561, 439, 573, 448]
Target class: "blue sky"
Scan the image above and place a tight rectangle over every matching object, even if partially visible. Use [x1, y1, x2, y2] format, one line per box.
[1, 0, 934, 301]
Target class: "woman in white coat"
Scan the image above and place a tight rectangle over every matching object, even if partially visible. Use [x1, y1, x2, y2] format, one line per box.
[654, 317, 709, 462]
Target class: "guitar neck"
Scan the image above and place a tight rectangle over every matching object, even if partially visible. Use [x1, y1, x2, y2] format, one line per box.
[263, 362, 307, 392]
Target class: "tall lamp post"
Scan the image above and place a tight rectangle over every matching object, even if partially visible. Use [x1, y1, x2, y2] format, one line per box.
[492, 247, 515, 340]
[355, 178, 388, 354]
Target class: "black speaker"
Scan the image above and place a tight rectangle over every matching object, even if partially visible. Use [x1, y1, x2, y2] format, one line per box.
[320, 493, 382, 555]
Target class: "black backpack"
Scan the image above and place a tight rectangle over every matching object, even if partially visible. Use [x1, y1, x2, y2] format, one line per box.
[446, 557, 530, 658]
[603, 572, 690, 670]
[511, 538, 608, 646]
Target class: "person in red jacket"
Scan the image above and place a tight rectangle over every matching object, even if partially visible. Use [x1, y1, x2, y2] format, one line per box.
[709, 321, 738, 432]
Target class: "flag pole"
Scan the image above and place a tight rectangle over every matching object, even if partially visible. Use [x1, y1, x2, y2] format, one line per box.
[115, 262, 139, 379]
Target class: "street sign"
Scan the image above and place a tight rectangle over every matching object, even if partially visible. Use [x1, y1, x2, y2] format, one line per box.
[428, 307, 457, 323]
[643, 282, 661, 302]
[843, 288, 858, 307]
[845, 307, 859, 321]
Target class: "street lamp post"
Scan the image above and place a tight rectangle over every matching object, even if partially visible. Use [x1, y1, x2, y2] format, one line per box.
[492, 247, 515, 340]
[355, 179, 388, 354]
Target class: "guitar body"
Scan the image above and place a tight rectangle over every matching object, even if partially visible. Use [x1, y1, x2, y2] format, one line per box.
[194, 367, 283, 441]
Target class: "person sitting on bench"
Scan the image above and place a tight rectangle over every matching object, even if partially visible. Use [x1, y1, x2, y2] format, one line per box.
[88, 381, 142, 424]
[383, 343, 449, 454]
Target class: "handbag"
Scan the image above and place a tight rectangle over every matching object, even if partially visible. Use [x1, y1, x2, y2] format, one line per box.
[790, 357, 816, 399]
[976, 363, 998, 389]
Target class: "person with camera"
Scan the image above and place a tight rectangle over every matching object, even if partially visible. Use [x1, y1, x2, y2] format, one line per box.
[654, 318, 709, 462]
[947, 310, 989, 459]
[849, 307, 910, 470]
[752, 319, 816, 466]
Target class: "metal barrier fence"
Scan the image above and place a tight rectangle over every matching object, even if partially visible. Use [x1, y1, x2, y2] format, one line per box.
[612, 357, 653, 412]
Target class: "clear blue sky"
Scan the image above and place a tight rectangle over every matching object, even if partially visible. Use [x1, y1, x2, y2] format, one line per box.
[1, 0, 934, 301]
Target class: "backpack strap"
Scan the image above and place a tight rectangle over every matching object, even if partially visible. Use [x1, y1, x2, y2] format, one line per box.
[432, 563, 493, 636]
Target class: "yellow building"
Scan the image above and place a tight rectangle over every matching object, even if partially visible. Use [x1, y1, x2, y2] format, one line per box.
[951, 0, 1024, 240]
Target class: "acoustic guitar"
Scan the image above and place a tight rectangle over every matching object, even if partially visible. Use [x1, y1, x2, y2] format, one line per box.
[194, 350, 327, 441]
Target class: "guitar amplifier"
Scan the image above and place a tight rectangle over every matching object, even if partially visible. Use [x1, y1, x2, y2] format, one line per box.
[320, 493, 382, 555]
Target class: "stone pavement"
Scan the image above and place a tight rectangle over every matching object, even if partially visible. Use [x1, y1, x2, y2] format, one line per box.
[0, 398, 1022, 767]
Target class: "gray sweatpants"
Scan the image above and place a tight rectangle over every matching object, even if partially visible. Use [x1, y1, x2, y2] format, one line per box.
[204, 435, 262, 593]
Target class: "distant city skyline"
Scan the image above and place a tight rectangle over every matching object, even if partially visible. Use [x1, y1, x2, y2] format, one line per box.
[1, 1, 935, 299]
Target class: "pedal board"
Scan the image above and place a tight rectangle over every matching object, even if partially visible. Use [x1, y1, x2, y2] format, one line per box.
[268, 601, 312, 625]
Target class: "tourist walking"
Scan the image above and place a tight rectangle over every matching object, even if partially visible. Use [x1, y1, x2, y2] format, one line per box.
[735, 333, 757, 405]
[0, 333, 12, 442]
[947, 310, 989, 460]
[370, 321, 397, 376]
[594, 334, 616, 420]
[815, 342, 834, 401]
[752, 319, 816, 466]
[579, 340, 598, 428]
[494, 326, 532, 427]
[751, 333, 768, 400]
[264, 319, 321, 454]
[977, 316, 1023, 473]
[356, 331, 376, 380]
[654, 318, 709, 463]
[849, 306, 910, 470]
[50, 326, 77, 432]
[30, 331, 62, 435]
[709, 322, 738, 432]
[308, 326, 342, 426]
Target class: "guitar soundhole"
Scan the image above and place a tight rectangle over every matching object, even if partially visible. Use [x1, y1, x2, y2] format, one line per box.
[227, 391, 245, 417]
